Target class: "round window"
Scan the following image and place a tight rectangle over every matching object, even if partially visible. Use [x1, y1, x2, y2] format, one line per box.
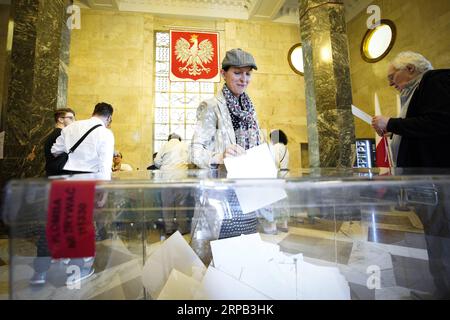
[361, 19, 396, 63]
[288, 43, 304, 76]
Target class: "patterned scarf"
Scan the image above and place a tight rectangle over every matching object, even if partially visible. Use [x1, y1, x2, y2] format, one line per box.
[222, 84, 261, 150]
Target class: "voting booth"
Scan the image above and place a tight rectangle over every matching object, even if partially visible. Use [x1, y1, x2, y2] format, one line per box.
[3, 168, 450, 300]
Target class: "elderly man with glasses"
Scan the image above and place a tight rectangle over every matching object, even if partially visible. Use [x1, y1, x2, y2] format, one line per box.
[371, 51, 450, 168]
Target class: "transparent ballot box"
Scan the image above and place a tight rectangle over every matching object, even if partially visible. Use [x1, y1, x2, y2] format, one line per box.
[3, 168, 450, 300]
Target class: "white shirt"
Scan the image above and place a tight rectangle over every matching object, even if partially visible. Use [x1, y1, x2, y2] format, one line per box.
[51, 117, 115, 177]
[269, 143, 289, 170]
[154, 139, 189, 171]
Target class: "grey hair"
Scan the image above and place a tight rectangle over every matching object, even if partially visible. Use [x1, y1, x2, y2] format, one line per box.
[390, 51, 433, 74]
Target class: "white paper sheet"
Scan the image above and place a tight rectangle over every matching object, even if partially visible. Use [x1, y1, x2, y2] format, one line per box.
[299, 261, 351, 300]
[351, 104, 372, 125]
[141, 231, 206, 298]
[234, 182, 287, 214]
[224, 143, 278, 179]
[157, 269, 201, 300]
[210, 233, 267, 279]
[194, 266, 270, 300]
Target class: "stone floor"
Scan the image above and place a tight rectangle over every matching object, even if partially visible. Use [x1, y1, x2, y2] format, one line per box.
[0, 206, 438, 300]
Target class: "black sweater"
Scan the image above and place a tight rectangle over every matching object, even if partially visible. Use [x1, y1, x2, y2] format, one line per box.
[387, 69, 450, 168]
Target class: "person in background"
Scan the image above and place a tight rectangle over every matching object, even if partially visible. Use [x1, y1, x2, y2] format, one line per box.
[46, 102, 114, 286]
[372, 51, 450, 300]
[147, 152, 158, 170]
[267, 129, 290, 233]
[269, 129, 289, 171]
[30, 108, 76, 285]
[51, 102, 115, 177]
[153, 133, 190, 235]
[154, 133, 189, 170]
[371, 51, 450, 167]
[44, 108, 75, 176]
[112, 151, 133, 172]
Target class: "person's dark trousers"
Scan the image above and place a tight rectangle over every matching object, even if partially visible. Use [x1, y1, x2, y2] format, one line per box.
[415, 185, 450, 299]
[161, 188, 191, 234]
[33, 225, 52, 273]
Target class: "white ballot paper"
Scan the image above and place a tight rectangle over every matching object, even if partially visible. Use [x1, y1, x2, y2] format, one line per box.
[224, 143, 278, 179]
[157, 269, 201, 300]
[351, 104, 372, 125]
[224, 143, 287, 213]
[194, 266, 270, 300]
[141, 231, 206, 299]
[298, 261, 351, 300]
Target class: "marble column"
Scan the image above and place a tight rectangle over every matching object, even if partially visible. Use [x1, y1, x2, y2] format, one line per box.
[0, 0, 71, 183]
[299, 0, 356, 168]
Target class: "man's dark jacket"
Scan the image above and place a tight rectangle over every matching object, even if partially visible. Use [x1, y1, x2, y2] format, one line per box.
[387, 69, 450, 168]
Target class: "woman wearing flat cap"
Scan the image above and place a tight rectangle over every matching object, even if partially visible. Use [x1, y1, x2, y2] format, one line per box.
[190, 48, 263, 260]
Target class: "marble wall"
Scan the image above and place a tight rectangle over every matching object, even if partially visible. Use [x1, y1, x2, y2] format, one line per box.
[347, 0, 450, 139]
[0, 0, 71, 183]
[67, 11, 307, 171]
[0, 4, 10, 129]
[299, 0, 355, 168]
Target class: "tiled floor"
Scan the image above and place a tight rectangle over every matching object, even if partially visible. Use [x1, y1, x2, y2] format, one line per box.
[368, 227, 427, 249]
[279, 234, 354, 265]
[0, 207, 440, 300]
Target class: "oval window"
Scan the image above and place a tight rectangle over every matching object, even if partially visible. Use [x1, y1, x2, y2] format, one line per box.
[361, 19, 396, 63]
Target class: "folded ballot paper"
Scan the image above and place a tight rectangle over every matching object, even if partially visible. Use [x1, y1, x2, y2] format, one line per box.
[141, 231, 206, 299]
[223, 143, 287, 214]
[142, 232, 350, 300]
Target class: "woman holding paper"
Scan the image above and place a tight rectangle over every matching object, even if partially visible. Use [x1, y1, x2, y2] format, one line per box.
[189, 48, 263, 261]
[190, 48, 262, 168]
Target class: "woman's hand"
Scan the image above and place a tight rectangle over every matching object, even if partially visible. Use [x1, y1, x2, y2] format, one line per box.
[224, 144, 246, 158]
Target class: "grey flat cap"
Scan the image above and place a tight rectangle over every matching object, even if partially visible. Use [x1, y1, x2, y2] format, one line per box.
[222, 48, 258, 70]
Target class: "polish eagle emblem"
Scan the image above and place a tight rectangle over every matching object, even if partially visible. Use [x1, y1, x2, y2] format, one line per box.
[175, 34, 214, 76]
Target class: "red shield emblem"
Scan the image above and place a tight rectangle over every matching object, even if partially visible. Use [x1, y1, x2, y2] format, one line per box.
[170, 30, 220, 82]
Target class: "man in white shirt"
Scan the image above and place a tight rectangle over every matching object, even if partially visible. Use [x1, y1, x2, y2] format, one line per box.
[154, 133, 191, 235]
[51, 102, 115, 178]
[154, 133, 189, 170]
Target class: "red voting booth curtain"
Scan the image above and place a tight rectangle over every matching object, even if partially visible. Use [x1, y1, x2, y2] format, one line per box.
[170, 30, 220, 82]
[376, 135, 391, 168]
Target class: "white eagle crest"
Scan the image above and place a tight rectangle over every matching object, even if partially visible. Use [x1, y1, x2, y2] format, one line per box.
[175, 34, 214, 76]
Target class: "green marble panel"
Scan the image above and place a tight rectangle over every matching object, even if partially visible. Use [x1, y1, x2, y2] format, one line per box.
[0, 0, 71, 183]
[299, 0, 355, 168]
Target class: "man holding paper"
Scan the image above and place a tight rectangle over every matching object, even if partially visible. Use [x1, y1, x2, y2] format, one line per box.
[372, 51, 450, 300]
[371, 51, 450, 168]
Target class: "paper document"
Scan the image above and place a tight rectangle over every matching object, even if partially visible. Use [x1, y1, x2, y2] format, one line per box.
[141, 231, 206, 298]
[224, 143, 278, 179]
[157, 269, 201, 300]
[351, 105, 372, 125]
[194, 266, 270, 300]
[234, 182, 287, 214]
[224, 143, 286, 213]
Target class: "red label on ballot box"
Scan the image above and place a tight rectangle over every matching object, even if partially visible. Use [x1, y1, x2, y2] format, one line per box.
[46, 180, 96, 258]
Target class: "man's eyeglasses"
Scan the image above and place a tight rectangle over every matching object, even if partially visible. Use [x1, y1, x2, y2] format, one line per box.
[62, 116, 74, 120]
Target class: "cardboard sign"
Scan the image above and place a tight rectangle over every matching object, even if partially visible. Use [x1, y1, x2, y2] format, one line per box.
[46, 180, 96, 258]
